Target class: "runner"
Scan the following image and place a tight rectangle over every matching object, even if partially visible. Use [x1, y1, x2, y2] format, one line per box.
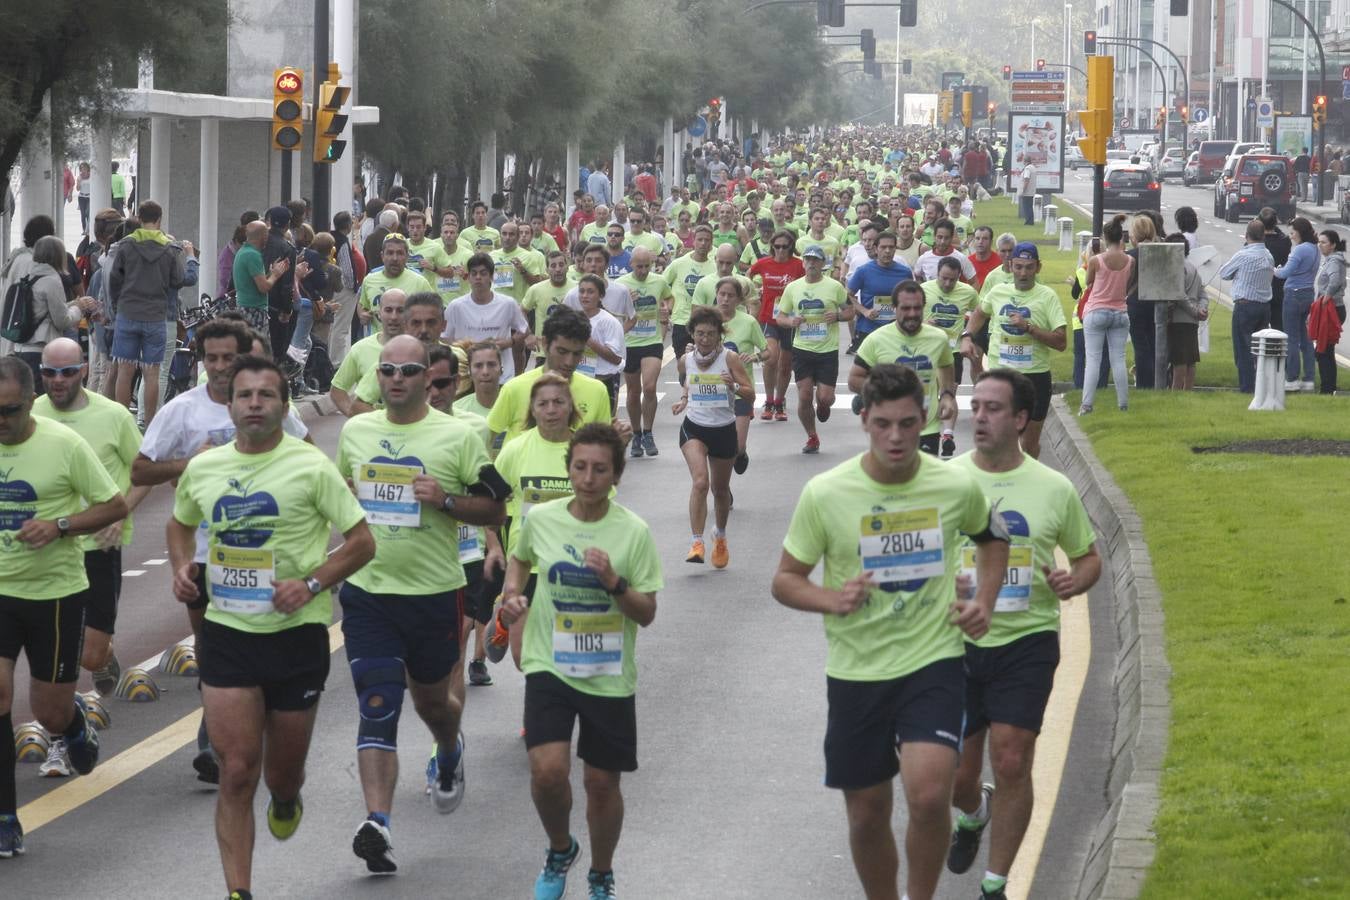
[921, 258, 980, 456]
[663, 226, 717, 369]
[893, 214, 925, 271]
[775, 245, 852, 453]
[672, 304, 753, 567]
[441, 253, 530, 381]
[748, 230, 805, 421]
[713, 276, 767, 473]
[522, 252, 577, 368]
[336, 335, 508, 873]
[458, 201, 502, 253]
[330, 288, 408, 415]
[961, 243, 1066, 459]
[573, 274, 627, 413]
[133, 318, 311, 784]
[403, 211, 451, 286]
[31, 339, 148, 776]
[431, 214, 473, 303]
[771, 362, 1010, 900]
[947, 368, 1101, 900]
[617, 248, 672, 457]
[166, 355, 374, 899]
[794, 208, 842, 276]
[0, 356, 126, 858]
[497, 423, 662, 900]
[847, 229, 914, 356]
[913, 219, 975, 283]
[456, 341, 506, 457]
[357, 235, 428, 334]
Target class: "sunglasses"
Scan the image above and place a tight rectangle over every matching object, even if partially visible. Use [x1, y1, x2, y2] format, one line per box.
[40, 365, 83, 378]
[376, 362, 427, 378]
[0, 402, 24, 417]
[429, 377, 455, 390]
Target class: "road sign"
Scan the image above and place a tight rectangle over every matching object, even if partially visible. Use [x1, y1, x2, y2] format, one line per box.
[1257, 99, 1274, 128]
[1193, 107, 1208, 123]
[687, 115, 707, 137]
[1121, 115, 1130, 127]
[1011, 71, 1066, 113]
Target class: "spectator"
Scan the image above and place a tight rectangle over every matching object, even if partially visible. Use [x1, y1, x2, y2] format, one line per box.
[217, 210, 259, 299]
[1, 236, 92, 392]
[83, 208, 125, 393]
[1079, 216, 1132, 414]
[1070, 236, 1110, 391]
[1018, 159, 1038, 225]
[1125, 215, 1158, 389]
[362, 207, 397, 276]
[76, 162, 91, 233]
[110, 161, 127, 213]
[1164, 233, 1207, 391]
[263, 206, 299, 360]
[1273, 217, 1319, 392]
[1219, 218, 1276, 393]
[487, 191, 509, 230]
[587, 161, 612, 208]
[1293, 147, 1311, 201]
[1259, 207, 1291, 329]
[1312, 229, 1347, 393]
[1174, 206, 1199, 252]
[328, 210, 361, 367]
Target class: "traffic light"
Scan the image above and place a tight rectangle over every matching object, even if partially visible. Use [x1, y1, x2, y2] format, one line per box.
[1313, 94, 1327, 127]
[861, 28, 876, 62]
[1157, 105, 1167, 127]
[987, 101, 996, 123]
[1180, 105, 1189, 124]
[899, 0, 917, 27]
[817, 0, 845, 27]
[709, 97, 722, 123]
[902, 59, 912, 75]
[271, 67, 304, 151]
[1084, 30, 1097, 55]
[962, 91, 973, 129]
[1002, 65, 1012, 81]
[313, 63, 351, 164]
[1076, 54, 1114, 165]
[1036, 58, 1046, 71]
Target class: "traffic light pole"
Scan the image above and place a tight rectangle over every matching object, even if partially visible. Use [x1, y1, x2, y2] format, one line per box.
[1093, 163, 1104, 237]
[1269, 0, 1327, 204]
[312, 0, 331, 230]
[281, 150, 293, 203]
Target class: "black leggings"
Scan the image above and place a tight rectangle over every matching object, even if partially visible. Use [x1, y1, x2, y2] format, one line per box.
[1315, 305, 1347, 394]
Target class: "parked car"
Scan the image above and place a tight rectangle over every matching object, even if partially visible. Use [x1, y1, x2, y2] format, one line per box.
[1214, 153, 1295, 223]
[1065, 144, 1089, 170]
[1181, 151, 1200, 186]
[1195, 140, 1236, 183]
[1102, 165, 1162, 212]
[1158, 147, 1187, 180]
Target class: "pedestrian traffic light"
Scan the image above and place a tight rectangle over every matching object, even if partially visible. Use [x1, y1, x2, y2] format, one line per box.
[817, 0, 846, 27]
[1002, 65, 1012, 81]
[271, 67, 304, 151]
[1313, 94, 1327, 127]
[1084, 30, 1097, 55]
[861, 28, 876, 62]
[1036, 58, 1046, 71]
[313, 63, 350, 164]
[899, 0, 917, 28]
[902, 59, 912, 75]
[1076, 54, 1114, 166]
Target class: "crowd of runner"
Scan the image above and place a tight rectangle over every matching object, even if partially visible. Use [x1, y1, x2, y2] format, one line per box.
[0, 124, 1105, 900]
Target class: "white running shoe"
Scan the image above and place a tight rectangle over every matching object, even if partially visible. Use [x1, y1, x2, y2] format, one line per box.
[38, 738, 71, 778]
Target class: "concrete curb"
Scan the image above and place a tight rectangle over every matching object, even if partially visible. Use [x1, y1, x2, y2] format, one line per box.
[1044, 396, 1171, 900]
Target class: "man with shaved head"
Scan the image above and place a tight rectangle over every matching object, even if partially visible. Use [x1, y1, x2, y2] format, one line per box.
[329, 287, 408, 417]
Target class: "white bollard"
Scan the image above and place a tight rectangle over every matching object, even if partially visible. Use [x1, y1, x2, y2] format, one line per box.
[1249, 329, 1288, 411]
[1043, 203, 1058, 234]
[1078, 230, 1095, 256]
[1058, 217, 1074, 251]
[1032, 194, 1044, 222]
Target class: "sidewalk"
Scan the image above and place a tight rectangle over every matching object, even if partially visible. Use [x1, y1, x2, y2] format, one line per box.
[1298, 198, 1340, 226]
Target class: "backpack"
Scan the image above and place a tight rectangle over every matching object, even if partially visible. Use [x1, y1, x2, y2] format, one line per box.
[1, 274, 41, 343]
[304, 335, 335, 391]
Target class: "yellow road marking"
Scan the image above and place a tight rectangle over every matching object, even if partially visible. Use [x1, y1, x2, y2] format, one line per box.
[21, 621, 346, 833]
[1006, 548, 1092, 899]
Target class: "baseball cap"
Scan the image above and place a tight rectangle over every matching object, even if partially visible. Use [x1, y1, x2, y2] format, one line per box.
[802, 245, 827, 260]
[1011, 242, 1040, 260]
[266, 205, 292, 228]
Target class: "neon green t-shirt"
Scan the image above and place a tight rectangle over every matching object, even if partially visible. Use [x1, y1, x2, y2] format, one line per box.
[777, 276, 849, 354]
[172, 435, 364, 633]
[795, 234, 842, 268]
[358, 268, 431, 333]
[921, 280, 981, 346]
[617, 273, 671, 348]
[458, 225, 501, 253]
[522, 279, 575, 355]
[622, 231, 665, 256]
[515, 497, 662, 697]
[578, 222, 608, 246]
[855, 324, 954, 436]
[721, 309, 768, 383]
[979, 265, 1013, 298]
[531, 233, 560, 255]
[405, 238, 451, 289]
[33, 391, 141, 549]
[950, 453, 1096, 648]
[336, 408, 490, 596]
[979, 282, 1067, 375]
[486, 366, 612, 446]
[781, 452, 992, 681]
[494, 426, 571, 565]
[331, 333, 385, 393]
[0, 417, 120, 599]
[663, 253, 717, 326]
[491, 246, 546, 304]
[431, 242, 474, 302]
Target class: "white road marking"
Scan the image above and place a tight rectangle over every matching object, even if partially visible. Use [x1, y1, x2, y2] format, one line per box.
[142, 558, 166, 566]
[123, 569, 145, 577]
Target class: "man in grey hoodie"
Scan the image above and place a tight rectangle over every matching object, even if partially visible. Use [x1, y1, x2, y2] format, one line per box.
[107, 200, 191, 425]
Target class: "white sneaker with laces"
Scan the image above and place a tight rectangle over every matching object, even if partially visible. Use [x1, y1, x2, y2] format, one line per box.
[39, 738, 71, 778]
[1284, 380, 1301, 392]
[1302, 381, 1315, 392]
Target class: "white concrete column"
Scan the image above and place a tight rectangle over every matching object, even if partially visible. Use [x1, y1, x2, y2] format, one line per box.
[662, 117, 675, 197]
[198, 119, 220, 300]
[565, 138, 580, 213]
[478, 131, 497, 204]
[89, 118, 113, 241]
[612, 142, 625, 204]
[149, 117, 171, 208]
[674, 131, 684, 190]
[330, 0, 355, 227]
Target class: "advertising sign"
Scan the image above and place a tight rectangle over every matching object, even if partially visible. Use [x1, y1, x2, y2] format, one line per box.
[1273, 115, 1313, 159]
[1008, 113, 1066, 192]
[903, 93, 939, 127]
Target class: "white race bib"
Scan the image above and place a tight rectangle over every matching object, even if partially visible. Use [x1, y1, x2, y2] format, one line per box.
[798, 316, 828, 342]
[493, 265, 515, 288]
[354, 463, 422, 527]
[552, 610, 624, 678]
[688, 371, 731, 407]
[859, 508, 944, 583]
[873, 300, 895, 322]
[961, 545, 1034, 612]
[631, 314, 659, 338]
[457, 523, 485, 564]
[999, 338, 1034, 369]
[577, 354, 598, 376]
[208, 545, 275, 615]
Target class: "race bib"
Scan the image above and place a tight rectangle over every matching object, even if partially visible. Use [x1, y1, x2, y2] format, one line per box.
[577, 354, 598, 376]
[859, 508, 944, 583]
[874, 300, 896, 322]
[999, 339, 1034, 369]
[493, 264, 515, 288]
[457, 523, 484, 564]
[520, 487, 572, 523]
[436, 275, 463, 295]
[688, 371, 731, 407]
[799, 315, 828, 342]
[552, 610, 624, 678]
[354, 463, 422, 527]
[961, 545, 1034, 612]
[208, 545, 275, 615]
[632, 306, 659, 338]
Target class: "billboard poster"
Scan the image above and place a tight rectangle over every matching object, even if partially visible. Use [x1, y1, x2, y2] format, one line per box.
[1274, 115, 1313, 159]
[1008, 113, 1065, 192]
[903, 93, 938, 127]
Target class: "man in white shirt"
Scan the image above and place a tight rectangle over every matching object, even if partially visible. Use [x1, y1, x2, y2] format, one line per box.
[441, 253, 529, 381]
[1018, 162, 1038, 225]
[564, 245, 637, 324]
[572, 273, 627, 414]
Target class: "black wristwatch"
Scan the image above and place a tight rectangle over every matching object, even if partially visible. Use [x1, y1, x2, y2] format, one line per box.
[606, 576, 628, 597]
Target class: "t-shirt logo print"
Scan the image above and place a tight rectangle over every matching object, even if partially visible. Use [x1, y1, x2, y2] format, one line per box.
[0, 465, 39, 532]
[211, 477, 280, 548]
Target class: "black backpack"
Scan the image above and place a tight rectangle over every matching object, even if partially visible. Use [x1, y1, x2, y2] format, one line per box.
[1, 274, 41, 343]
[304, 335, 335, 392]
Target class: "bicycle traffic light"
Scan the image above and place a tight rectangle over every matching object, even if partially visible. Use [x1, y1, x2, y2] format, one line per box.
[271, 67, 304, 151]
[1036, 58, 1046, 71]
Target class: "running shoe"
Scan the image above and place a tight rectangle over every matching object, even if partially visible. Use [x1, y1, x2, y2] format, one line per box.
[733, 450, 749, 474]
[802, 434, 820, 454]
[588, 869, 618, 899]
[946, 782, 995, 874]
[0, 815, 22, 858]
[773, 403, 788, 421]
[38, 738, 70, 778]
[851, 394, 863, 415]
[534, 836, 580, 900]
[194, 747, 221, 785]
[485, 608, 511, 663]
[64, 696, 99, 775]
[816, 396, 831, 423]
[629, 434, 644, 458]
[641, 431, 658, 456]
[428, 733, 466, 814]
[468, 658, 492, 686]
[267, 793, 303, 840]
[941, 434, 956, 459]
[759, 402, 775, 421]
[686, 539, 706, 564]
[228, 892, 253, 900]
[711, 536, 729, 569]
[92, 652, 121, 696]
[980, 886, 1008, 900]
[352, 816, 397, 874]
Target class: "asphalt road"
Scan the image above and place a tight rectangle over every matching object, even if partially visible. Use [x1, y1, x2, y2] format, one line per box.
[2, 352, 1117, 899]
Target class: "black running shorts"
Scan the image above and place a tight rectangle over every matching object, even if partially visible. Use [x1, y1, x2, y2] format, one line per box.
[962, 630, 1060, 736]
[0, 592, 87, 683]
[197, 620, 329, 711]
[524, 671, 637, 773]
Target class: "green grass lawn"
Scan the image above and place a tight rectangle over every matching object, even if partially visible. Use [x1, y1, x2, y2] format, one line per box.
[972, 197, 1242, 389]
[1069, 392, 1350, 897]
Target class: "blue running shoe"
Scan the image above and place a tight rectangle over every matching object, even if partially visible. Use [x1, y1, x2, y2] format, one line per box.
[0, 815, 24, 858]
[534, 836, 579, 900]
[64, 696, 100, 775]
[588, 869, 617, 899]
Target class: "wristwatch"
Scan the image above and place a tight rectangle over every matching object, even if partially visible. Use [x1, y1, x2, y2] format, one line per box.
[305, 576, 324, 596]
[441, 494, 457, 513]
[959, 330, 972, 339]
[56, 517, 71, 538]
[940, 388, 957, 399]
[606, 576, 628, 597]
